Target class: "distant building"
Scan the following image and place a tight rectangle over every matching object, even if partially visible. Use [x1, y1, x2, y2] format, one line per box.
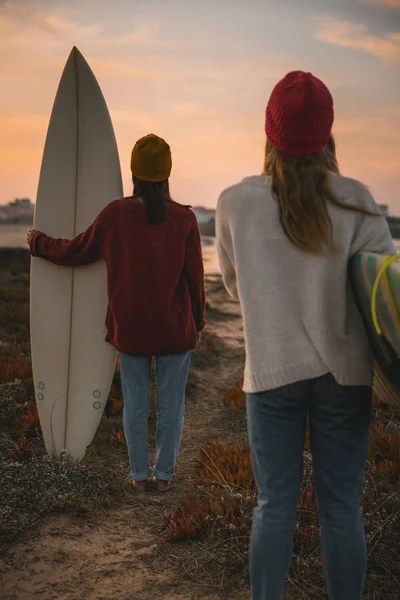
[9, 198, 33, 209]
[0, 198, 34, 224]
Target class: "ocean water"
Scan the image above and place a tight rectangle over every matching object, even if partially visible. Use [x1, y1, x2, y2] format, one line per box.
[0, 225, 222, 275]
[201, 236, 220, 274]
[0, 224, 28, 249]
[1, 225, 399, 276]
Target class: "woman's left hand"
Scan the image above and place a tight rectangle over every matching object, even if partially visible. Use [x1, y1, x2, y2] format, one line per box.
[27, 229, 39, 247]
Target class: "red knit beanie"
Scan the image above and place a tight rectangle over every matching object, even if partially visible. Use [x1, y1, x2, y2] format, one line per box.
[265, 71, 334, 156]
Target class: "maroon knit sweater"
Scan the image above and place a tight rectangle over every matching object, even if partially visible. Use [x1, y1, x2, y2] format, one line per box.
[30, 197, 206, 356]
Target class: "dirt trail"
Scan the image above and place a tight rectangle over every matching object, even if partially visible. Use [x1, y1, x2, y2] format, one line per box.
[0, 275, 250, 600]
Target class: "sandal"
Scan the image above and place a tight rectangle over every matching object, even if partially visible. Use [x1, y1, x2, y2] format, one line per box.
[155, 478, 172, 493]
[132, 479, 149, 492]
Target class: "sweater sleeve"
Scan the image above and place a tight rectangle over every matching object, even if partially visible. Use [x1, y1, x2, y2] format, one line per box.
[30, 204, 113, 266]
[184, 213, 206, 332]
[349, 185, 396, 257]
[216, 193, 238, 300]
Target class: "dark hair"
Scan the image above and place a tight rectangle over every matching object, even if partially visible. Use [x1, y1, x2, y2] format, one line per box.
[133, 178, 172, 224]
[132, 178, 192, 224]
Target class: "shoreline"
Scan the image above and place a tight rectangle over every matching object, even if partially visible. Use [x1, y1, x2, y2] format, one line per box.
[0, 238, 222, 275]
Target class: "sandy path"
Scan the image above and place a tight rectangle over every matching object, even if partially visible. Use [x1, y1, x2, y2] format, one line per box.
[0, 275, 249, 600]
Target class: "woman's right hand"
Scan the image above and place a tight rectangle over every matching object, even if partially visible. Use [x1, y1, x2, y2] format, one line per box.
[27, 229, 38, 248]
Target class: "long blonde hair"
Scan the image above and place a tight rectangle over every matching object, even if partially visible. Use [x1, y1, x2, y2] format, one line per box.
[263, 134, 379, 254]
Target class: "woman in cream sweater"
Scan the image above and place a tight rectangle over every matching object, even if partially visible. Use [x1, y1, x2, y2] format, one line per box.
[216, 71, 395, 600]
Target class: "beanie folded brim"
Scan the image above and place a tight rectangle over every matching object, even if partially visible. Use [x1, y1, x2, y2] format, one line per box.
[131, 168, 171, 183]
[266, 121, 332, 156]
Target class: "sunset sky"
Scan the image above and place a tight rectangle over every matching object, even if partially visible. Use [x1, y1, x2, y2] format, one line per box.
[1, 0, 399, 210]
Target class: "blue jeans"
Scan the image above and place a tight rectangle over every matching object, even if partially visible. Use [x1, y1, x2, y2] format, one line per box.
[246, 374, 372, 600]
[119, 352, 191, 481]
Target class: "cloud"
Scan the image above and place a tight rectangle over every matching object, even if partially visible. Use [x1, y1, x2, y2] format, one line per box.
[0, 1, 102, 52]
[1, 0, 398, 209]
[0, 0, 184, 104]
[315, 19, 400, 62]
[0, 0, 176, 58]
[357, 0, 400, 8]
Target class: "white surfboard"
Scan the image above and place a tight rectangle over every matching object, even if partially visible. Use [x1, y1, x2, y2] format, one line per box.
[30, 47, 123, 461]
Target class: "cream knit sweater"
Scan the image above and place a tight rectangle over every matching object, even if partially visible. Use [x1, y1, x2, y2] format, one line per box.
[216, 173, 396, 394]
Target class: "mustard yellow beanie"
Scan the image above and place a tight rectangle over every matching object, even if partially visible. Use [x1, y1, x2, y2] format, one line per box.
[130, 134, 172, 182]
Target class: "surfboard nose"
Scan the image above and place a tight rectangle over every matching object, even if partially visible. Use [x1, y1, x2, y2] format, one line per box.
[67, 46, 87, 68]
[63, 47, 98, 97]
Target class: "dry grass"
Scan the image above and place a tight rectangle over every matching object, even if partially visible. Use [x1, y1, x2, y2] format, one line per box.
[162, 393, 400, 599]
[1, 248, 399, 599]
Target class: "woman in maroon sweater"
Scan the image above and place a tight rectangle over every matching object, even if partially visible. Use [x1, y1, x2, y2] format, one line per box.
[27, 134, 205, 492]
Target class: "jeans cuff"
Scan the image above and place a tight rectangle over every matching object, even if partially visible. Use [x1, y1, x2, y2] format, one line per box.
[130, 468, 152, 482]
[153, 467, 174, 481]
